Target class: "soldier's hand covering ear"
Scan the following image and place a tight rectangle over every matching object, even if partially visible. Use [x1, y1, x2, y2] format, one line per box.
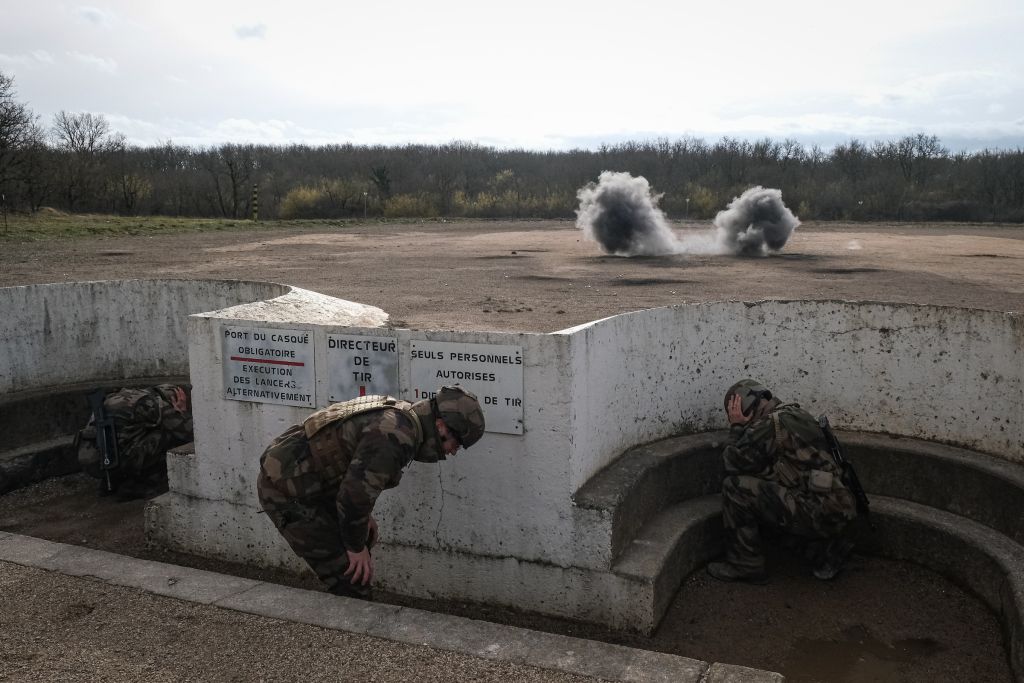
[170, 387, 188, 413]
[727, 394, 751, 426]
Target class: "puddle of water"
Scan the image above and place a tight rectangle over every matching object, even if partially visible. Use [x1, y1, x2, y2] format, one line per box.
[780, 624, 947, 682]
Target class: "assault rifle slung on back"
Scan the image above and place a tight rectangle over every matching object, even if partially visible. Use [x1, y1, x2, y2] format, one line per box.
[87, 389, 120, 493]
[818, 414, 873, 528]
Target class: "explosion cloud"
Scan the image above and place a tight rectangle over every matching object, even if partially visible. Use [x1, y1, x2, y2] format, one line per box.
[712, 186, 800, 256]
[576, 172, 799, 257]
[575, 171, 678, 256]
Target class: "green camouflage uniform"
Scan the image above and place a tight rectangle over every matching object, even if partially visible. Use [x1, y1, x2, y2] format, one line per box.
[77, 384, 193, 484]
[256, 395, 443, 597]
[721, 401, 857, 571]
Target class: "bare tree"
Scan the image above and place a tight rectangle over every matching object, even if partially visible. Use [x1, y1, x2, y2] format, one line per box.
[0, 71, 42, 208]
[51, 111, 116, 211]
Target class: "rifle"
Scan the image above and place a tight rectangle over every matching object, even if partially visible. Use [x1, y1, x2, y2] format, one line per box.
[817, 414, 872, 527]
[87, 389, 120, 493]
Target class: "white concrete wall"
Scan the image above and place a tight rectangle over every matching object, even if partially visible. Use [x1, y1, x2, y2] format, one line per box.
[562, 301, 1024, 490]
[181, 291, 580, 567]
[0, 279, 291, 395]
[169, 296, 1023, 582]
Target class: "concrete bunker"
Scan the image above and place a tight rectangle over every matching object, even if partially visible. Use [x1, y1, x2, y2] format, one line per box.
[2, 280, 1022, 679]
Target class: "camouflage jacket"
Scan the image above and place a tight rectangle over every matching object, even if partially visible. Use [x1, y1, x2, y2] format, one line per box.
[260, 398, 433, 552]
[78, 385, 193, 476]
[723, 402, 851, 496]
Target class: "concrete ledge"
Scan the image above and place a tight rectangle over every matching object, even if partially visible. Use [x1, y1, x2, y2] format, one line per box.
[867, 496, 1024, 680]
[573, 432, 726, 566]
[842, 431, 1024, 545]
[575, 430, 1024, 576]
[613, 496, 723, 628]
[0, 533, 788, 682]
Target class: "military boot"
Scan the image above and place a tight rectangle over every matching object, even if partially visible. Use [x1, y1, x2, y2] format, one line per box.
[812, 537, 855, 581]
[706, 561, 768, 584]
[327, 580, 373, 601]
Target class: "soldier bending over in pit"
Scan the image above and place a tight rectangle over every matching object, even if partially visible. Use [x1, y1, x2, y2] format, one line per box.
[77, 384, 193, 499]
[257, 385, 485, 599]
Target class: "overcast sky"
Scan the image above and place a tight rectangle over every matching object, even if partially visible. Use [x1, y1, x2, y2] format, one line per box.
[2, 1, 1023, 151]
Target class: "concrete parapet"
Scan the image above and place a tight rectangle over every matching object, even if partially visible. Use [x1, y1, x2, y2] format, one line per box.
[0, 279, 294, 395]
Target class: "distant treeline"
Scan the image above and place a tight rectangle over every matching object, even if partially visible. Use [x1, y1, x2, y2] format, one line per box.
[3, 72, 1023, 222]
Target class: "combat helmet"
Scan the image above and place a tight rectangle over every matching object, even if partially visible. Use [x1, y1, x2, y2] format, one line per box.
[434, 385, 486, 448]
[724, 378, 773, 416]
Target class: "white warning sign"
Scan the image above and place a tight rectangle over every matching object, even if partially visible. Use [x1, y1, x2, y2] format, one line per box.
[326, 334, 399, 401]
[222, 326, 315, 408]
[409, 340, 523, 435]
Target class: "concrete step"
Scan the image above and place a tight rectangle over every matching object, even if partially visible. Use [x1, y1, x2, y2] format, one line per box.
[611, 495, 722, 625]
[0, 436, 77, 494]
[866, 495, 1024, 678]
[573, 431, 726, 566]
[839, 431, 1024, 546]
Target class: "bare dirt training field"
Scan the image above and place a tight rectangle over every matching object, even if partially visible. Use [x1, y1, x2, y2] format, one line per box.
[2, 218, 1023, 331]
[2, 218, 1022, 681]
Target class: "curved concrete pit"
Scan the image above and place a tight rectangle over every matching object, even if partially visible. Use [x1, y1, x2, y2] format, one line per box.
[574, 430, 1024, 677]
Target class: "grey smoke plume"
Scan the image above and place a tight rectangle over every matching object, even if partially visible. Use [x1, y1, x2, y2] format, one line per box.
[712, 186, 800, 256]
[575, 171, 678, 256]
[576, 172, 799, 257]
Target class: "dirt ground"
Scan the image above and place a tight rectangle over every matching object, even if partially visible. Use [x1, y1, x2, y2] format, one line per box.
[2, 218, 1022, 681]
[2, 218, 1023, 332]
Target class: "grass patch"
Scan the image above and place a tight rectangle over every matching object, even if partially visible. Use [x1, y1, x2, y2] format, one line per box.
[0, 211, 482, 242]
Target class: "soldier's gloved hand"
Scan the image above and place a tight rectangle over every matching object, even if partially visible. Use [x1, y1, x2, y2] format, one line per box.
[344, 548, 374, 585]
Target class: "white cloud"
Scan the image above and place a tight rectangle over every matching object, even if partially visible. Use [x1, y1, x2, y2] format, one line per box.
[75, 6, 113, 26]
[0, 51, 53, 67]
[3, 0, 1022, 150]
[234, 24, 267, 40]
[66, 51, 118, 73]
[857, 70, 1017, 108]
[0, 53, 32, 67]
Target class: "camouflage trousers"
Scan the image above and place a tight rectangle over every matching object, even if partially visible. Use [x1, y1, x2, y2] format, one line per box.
[257, 427, 373, 598]
[721, 474, 855, 570]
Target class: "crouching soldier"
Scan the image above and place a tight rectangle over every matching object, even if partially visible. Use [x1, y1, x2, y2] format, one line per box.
[707, 379, 858, 583]
[77, 384, 193, 499]
[257, 385, 485, 599]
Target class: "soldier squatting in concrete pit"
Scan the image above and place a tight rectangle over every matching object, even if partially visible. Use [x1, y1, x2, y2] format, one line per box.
[707, 379, 860, 583]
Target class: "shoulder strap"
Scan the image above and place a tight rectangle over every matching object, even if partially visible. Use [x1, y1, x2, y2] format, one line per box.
[769, 410, 785, 451]
[303, 395, 420, 442]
